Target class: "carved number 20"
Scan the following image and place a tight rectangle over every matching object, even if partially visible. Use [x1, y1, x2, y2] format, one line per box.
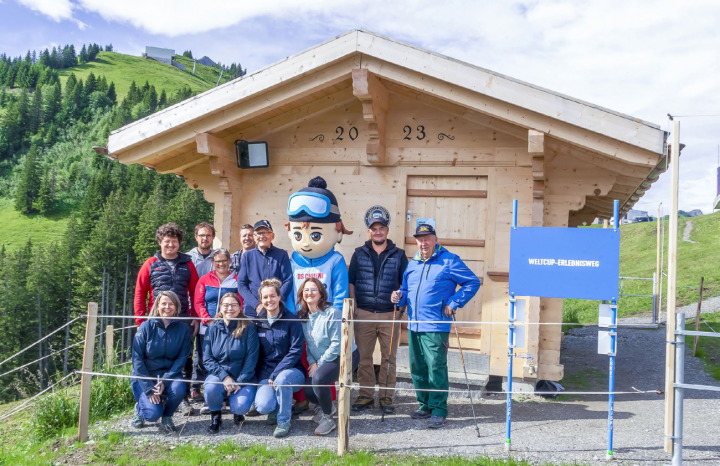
[403, 125, 426, 140]
[335, 126, 359, 141]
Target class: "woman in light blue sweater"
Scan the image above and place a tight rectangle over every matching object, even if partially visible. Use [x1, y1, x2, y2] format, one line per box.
[296, 278, 358, 436]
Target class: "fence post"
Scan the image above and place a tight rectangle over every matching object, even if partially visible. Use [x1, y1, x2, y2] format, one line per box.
[693, 277, 703, 357]
[337, 298, 354, 456]
[672, 313, 686, 465]
[78, 302, 98, 442]
[105, 325, 114, 369]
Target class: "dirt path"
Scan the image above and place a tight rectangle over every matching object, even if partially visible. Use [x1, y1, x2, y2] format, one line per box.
[682, 220, 697, 243]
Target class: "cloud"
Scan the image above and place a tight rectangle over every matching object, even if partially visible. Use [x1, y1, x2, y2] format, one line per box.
[16, 0, 87, 29]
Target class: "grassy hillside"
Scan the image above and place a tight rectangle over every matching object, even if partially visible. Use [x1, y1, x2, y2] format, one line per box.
[57, 51, 231, 101]
[0, 197, 69, 251]
[564, 211, 720, 323]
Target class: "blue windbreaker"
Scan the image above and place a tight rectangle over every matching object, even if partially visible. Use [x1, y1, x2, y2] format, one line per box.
[202, 320, 259, 384]
[398, 245, 481, 333]
[131, 319, 192, 394]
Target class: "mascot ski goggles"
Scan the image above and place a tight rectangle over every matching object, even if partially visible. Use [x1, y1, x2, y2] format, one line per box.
[287, 192, 340, 218]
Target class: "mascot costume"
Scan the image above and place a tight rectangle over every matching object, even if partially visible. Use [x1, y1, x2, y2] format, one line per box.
[286, 176, 353, 312]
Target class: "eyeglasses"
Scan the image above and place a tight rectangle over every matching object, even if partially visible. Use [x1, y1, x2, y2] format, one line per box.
[254, 231, 271, 237]
[197, 234, 213, 238]
[221, 303, 240, 310]
[303, 288, 319, 293]
[213, 259, 229, 264]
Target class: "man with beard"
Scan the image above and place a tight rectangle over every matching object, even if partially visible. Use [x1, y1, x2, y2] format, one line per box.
[348, 207, 408, 414]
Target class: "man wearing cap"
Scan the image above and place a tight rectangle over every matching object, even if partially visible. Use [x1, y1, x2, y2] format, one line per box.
[391, 223, 481, 429]
[237, 220, 293, 317]
[229, 224, 256, 274]
[348, 207, 408, 413]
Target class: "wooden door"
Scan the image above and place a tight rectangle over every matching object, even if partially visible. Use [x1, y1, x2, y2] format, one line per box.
[404, 175, 487, 348]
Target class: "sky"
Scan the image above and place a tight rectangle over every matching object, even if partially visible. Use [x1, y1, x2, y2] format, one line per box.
[1, 0, 719, 214]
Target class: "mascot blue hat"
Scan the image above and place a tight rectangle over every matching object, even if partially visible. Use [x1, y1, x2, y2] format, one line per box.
[287, 176, 342, 224]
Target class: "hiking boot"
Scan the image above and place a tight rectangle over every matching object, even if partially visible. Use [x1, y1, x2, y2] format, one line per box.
[410, 408, 431, 420]
[428, 415, 446, 429]
[379, 396, 395, 414]
[292, 399, 310, 415]
[190, 388, 203, 402]
[159, 416, 177, 434]
[266, 410, 277, 425]
[314, 415, 336, 436]
[273, 421, 291, 438]
[246, 404, 260, 417]
[132, 407, 144, 428]
[312, 404, 336, 423]
[199, 404, 211, 415]
[351, 395, 374, 412]
[207, 411, 222, 434]
[233, 414, 245, 426]
[179, 398, 194, 416]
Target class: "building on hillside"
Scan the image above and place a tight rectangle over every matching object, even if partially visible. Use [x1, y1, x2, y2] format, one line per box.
[197, 56, 216, 67]
[144, 46, 174, 64]
[107, 30, 667, 385]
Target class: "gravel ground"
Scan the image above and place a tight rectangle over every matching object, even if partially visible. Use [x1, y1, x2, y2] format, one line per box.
[89, 299, 720, 465]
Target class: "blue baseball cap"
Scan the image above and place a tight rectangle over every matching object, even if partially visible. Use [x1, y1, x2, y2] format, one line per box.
[413, 223, 436, 237]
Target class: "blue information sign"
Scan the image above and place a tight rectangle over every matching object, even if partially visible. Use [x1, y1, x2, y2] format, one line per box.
[509, 227, 620, 300]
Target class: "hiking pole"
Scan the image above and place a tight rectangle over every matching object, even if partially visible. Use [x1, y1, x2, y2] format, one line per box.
[381, 305, 400, 422]
[451, 312, 481, 437]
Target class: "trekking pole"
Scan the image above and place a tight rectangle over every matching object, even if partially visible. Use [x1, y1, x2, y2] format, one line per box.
[451, 312, 481, 437]
[381, 305, 400, 422]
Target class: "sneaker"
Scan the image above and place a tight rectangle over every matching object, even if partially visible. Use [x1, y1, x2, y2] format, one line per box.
[428, 415, 446, 429]
[291, 399, 310, 415]
[273, 421, 291, 438]
[351, 395, 374, 412]
[190, 388, 203, 402]
[266, 410, 277, 425]
[312, 404, 337, 423]
[159, 416, 177, 434]
[179, 398, 194, 416]
[233, 414, 245, 426]
[410, 408, 431, 420]
[379, 397, 395, 414]
[314, 415, 336, 436]
[199, 404, 211, 415]
[132, 408, 144, 428]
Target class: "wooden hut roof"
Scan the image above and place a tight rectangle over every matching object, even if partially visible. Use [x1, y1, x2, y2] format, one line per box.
[107, 29, 666, 218]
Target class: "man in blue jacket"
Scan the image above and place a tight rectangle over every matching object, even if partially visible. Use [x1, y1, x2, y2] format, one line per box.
[237, 220, 293, 317]
[391, 223, 481, 429]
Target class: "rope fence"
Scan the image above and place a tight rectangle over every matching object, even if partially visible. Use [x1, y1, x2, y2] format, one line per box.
[0, 372, 77, 422]
[0, 316, 84, 367]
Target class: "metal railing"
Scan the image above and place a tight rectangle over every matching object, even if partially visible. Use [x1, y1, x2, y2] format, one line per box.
[619, 274, 658, 325]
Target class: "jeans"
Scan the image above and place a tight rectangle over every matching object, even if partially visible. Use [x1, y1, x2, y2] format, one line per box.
[131, 376, 186, 422]
[254, 368, 304, 424]
[203, 374, 255, 414]
[304, 349, 359, 415]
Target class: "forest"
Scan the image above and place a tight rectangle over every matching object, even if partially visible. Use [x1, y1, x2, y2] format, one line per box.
[0, 43, 218, 402]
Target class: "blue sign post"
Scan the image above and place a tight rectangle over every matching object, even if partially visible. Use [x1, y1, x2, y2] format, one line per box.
[506, 200, 620, 457]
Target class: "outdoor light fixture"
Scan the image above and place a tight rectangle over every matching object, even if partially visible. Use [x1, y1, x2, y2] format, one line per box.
[235, 140, 269, 169]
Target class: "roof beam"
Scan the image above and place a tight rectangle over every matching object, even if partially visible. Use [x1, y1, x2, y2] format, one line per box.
[154, 150, 208, 174]
[352, 69, 388, 164]
[547, 139, 651, 178]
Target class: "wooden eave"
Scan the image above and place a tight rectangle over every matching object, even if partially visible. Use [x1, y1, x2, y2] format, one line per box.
[107, 30, 666, 216]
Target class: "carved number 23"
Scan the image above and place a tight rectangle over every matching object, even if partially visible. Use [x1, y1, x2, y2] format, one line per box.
[403, 125, 426, 141]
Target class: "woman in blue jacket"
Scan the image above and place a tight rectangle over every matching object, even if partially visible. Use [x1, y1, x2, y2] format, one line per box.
[203, 292, 259, 433]
[131, 290, 191, 434]
[253, 278, 306, 438]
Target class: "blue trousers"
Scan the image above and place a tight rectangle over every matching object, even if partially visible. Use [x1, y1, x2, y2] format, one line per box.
[203, 374, 255, 414]
[131, 376, 185, 422]
[254, 368, 304, 424]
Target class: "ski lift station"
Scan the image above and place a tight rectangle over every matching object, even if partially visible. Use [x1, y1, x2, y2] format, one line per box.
[106, 30, 667, 384]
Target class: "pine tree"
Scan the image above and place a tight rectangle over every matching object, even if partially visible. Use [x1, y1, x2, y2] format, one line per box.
[14, 145, 41, 213]
[107, 82, 117, 106]
[33, 166, 53, 214]
[79, 44, 88, 64]
[28, 84, 42, 134]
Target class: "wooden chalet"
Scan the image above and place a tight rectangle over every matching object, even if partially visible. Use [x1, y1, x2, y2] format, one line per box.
[107, 30, 666, 382]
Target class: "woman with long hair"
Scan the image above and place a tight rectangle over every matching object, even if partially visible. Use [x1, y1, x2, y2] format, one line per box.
[131, 290, 192, 434]
[202, 292, 258, 433]
[296, 278, 358, 435]
[253, 278, 306, 438]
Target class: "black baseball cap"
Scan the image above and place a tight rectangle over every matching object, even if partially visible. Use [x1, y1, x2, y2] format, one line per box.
[413, 223, 436, 237]
[253, 220, 273, 231]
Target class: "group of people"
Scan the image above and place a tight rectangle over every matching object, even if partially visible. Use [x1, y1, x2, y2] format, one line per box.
[130, 177, 481, 438]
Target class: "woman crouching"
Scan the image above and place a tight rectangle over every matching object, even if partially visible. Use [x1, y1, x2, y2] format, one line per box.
[297, 278, 359, 435]
[203, 292, 259, 433]
[131, 290, 191, 434]
[254, 278, 306, 438]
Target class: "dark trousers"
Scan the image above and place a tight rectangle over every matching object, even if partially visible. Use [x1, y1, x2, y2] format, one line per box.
[303, 349, 359, 415]
[192, 333, 206, 391]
